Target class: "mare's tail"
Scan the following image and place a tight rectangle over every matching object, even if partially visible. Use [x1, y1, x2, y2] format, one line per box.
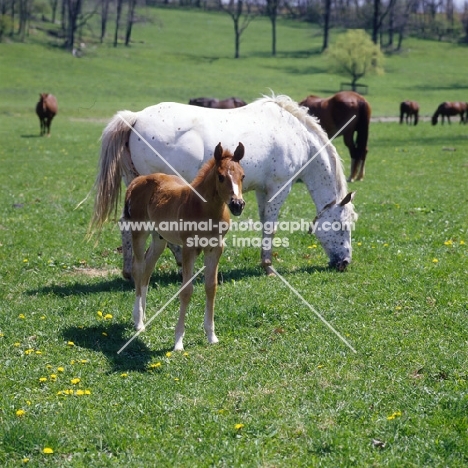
[89, 110, 138, 234]
[355, 100, 370, 160]
[399, 102, 404, 124]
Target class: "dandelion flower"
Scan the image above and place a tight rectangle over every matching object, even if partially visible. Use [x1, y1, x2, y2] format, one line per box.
[432, 258, 439, 263]
[50, 374, 57, 381]
[104, 314, 113, 320]
[42, 447, 54, 454]
[39, 377, 47, 383]
[18, 314, 25, 319]
[444, 240, 453, 246]
[67, 341, 75, 347]
[102, 332, 108, 337]
[97, 311, 103, 317]
[120, 373, 128, 378]
[24, 349, 34, 355]
[387, 411, 402, 420]
[75, 389, 85, 396]
[16, 409, 26, 417]
[149, 362, 161, 369]
[460, 240, 465, 245]
[57, 367, 65, 373]
[70, 378, 80, 385]
[234, 423, 244, 430]
[22, 458, 30, 463]
[165, 352, 172, 357]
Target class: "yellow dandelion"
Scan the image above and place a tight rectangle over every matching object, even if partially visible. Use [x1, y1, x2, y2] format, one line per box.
[395, 306, 402, 310]
[16, 409, 26, 417]
[14, 342, 21, 347]
[67, 341, 75, 346]
[444, 240, 453, 246]
[40, 315, 46, 320]
[39, 377, 47, 383]
[26, 400, 31, 406]
[43, 447, 54, 454]
[57, 367, 65, 373]
[84, 389, 91, 395]
[75, 389, 85, 396]
[183, 352, 189, 357]
[104, 314, 113, 320]
[22, 458, 30, 463]
[0, 332, 4, 337]
[18, 314, 25, 319]
[387, 411, 402, 420]
[149, 362, 162, 369]
[383, 243, 389, 247]
[432, 258, 439, 263]
[97, 311, 103, 317]
[24, 349, 34, 355]
[35, 351, 42, 355]
[70, 378, 80, 385]
[50, 374, 57, 381]
[317, 364, 324, 369]
[357, 242, 362, 246]
[165, 352, 172, 357]
[120, 373, 128, 378]
[23, 259, 28, 263]
[234, 423, 244, 430]
[80, 360, 88, 364]
[460, 240, 465, 245]
[174, 378, 179, 381]
[102, 332, 108, 337]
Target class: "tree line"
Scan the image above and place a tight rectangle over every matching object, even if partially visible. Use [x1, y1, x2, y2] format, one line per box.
[1, 0, 468, 54]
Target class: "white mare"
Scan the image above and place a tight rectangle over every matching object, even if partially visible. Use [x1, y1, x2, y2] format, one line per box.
[91, 94, 358, 276]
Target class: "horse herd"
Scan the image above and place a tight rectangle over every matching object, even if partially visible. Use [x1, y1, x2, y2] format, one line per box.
[35, 91, 465, 350]
[400, 99, 468, 126]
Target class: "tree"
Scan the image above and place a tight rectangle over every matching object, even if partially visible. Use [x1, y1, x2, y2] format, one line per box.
[322, 0, 332, 51]
[327, 29, 384, 91]
[265, 0, 280, 56]
[219, 0, 257, 59]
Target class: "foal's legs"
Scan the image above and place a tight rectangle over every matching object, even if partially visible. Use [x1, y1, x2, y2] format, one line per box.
[131, 231, 166, 331]
[174, 248, 198, 351]
[203, 246, 223, 346]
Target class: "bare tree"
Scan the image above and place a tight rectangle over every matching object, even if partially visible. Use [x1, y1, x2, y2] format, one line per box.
[322, 0, 332, 51]
[265, 0, 280, 55]
[100, 0, 110, 42]
[219, 0, 257, 58]
[114, 0, 124, 46]
[125, 0, 137, 46]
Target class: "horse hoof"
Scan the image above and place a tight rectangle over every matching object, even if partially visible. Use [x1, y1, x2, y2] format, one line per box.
[134, 324, 145, 332]
[122, 270, 132, 281]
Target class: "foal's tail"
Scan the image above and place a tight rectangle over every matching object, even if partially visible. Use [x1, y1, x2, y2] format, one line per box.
[89, 110, 138, 234]
[355, 100, 370, 160]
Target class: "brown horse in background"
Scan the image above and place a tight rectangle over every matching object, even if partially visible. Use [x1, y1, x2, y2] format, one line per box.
[189, 97, 247, 109]
[431, 101, 467, 125]
[123, 142, 245, 351]
[400, 100, 419, 125]
[299, 91, 371, 182]
[35, 93, 58, 136]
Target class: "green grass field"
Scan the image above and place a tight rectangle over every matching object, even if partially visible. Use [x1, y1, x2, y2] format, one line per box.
[0, 7, 467, 467]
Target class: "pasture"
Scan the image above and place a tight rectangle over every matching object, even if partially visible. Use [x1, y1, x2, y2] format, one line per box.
[0, 7, 467, 467]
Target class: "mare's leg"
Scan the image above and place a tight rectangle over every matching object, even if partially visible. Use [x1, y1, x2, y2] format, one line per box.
[203, 246, 223, 345]
[131, 231, 166, 331]
[174, 247, 198, 351]
[167, 243, 183, 269]
[256, 187, 290, 275]
[344, 132, 358, 182]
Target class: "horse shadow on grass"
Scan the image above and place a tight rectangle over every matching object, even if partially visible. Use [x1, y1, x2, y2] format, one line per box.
[61, 323, 172, 373]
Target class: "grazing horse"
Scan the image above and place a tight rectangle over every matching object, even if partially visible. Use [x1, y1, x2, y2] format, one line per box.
[124, 142, 245, 350]
[431, 102, 467, 125]
[35, 93, 58, 136]
[91, 94, 357, 278]
[400, 100, 419, 125]
[299, 91, 371, 182]
[189, 97, 247, 109]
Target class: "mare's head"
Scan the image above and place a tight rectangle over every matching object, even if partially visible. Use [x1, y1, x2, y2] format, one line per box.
[312, 192, 358, 271]
[214, 142, 246, 216]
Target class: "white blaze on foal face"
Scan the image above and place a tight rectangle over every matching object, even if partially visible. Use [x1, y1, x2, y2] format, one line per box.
[228, 170, 240, 196]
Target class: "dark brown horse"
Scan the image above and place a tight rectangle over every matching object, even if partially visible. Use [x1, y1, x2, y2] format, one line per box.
[36, 93, 58, 136]
[431, 102, 467, 125]
[188, 97, 247, 109]
[299, 91, 371, 182]
[400, 100, 419, 125]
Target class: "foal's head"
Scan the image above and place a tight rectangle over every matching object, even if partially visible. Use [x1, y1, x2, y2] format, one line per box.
[214, 142, 245, 216]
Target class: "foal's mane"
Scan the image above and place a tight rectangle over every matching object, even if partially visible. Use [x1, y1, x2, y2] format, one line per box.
[256, 93, 348, 200]
[191, 158, 217, 188]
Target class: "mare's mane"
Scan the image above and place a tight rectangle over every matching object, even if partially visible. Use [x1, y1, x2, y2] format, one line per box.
[257, 94, 348, 201]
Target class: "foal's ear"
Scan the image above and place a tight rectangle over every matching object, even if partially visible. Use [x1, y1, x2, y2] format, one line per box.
[233, 142, 245, 162]
[214, 142, 223, 161]
[339, 191, 356, 206]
